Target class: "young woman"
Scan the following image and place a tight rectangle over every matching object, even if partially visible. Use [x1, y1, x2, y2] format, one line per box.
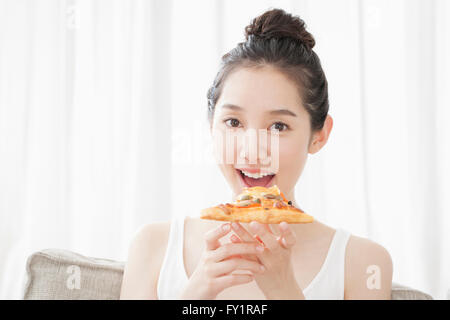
[120, 8, 393, 300]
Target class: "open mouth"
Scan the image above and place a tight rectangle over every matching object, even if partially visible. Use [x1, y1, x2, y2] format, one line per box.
[236, 169, 276, 188]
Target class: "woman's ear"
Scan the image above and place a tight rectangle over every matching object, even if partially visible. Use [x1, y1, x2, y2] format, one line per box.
[308, 115, 333, 154]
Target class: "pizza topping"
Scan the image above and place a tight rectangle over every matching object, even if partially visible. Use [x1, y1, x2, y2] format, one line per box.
[238, 194, 252, 201]
[262, 193, 284, 201]
[236, 201, 263, 208]
[219, 204, 231, 215]
[228, 185, 295, 209]
[236, 200, 253, 207]
[274, 201, 286, 209]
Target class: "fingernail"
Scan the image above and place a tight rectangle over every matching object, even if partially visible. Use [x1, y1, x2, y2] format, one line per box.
[231, 222, 239, 230]
[222, 224, 230, 231]
[256, 245, 264, 252]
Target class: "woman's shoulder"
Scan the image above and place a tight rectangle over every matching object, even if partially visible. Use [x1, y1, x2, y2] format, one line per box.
[130, 220, 172, 253]
[312, 220, 392, 261]
[120, 220, 172, 299]
[124, 220, 174, 272]
[344, 232, 393, 299]
[133, 220, 172, 237]
[311, 220, 393, 297]
[345, 233, 393, 269]
[131, 216, 213, 246]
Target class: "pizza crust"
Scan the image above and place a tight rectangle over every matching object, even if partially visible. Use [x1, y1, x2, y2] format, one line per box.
[200, 206, 314, 224]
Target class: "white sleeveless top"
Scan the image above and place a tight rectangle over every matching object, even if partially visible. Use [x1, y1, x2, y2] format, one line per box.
[157, 216, 352, 300]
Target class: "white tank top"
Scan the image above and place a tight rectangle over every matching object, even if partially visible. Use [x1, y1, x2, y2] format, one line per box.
[157, 216, 352, 300]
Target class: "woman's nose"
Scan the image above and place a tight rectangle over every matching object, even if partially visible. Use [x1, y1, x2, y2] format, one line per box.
[237, 129, 272, 166]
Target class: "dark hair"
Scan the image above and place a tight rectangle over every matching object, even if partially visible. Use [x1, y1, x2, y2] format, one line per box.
[206, 8, 329, 133]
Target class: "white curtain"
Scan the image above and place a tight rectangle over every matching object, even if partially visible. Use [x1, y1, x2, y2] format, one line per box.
[0, 0, 448, 299]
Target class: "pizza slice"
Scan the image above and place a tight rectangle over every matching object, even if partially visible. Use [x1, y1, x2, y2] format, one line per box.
[200, 185, 313, 224]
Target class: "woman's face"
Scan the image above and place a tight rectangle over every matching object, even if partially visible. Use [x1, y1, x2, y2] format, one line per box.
[211, 65, 325, 200]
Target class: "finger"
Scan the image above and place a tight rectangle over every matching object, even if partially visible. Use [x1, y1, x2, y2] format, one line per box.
[214, 274, 254, 292]
[279, 222, 296, 248]
[267, 223, 280, 236]
[212, 242, 264, 262]
[249, 221, 280, 251]
[228, 235, 243, 259]
[232, 222, 270, 247]
[212, 258, 265, 277]
[231, 222, 256, 242]
[204, 223, 231, 250]
[230, 234, 259, 262]
[276, 236, 287, 248]
[230, 234, 241, 243]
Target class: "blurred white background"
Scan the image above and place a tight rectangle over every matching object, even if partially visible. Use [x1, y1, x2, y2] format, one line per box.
[0, 0, 449, 299]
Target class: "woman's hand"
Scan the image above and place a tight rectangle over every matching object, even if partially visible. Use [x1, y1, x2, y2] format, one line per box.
[178, 223, 266, 300]
[229, 221, 305, 300]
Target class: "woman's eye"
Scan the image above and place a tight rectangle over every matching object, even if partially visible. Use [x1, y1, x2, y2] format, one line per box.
[224, 118, 241, 128]
[270, 122, 289, 132]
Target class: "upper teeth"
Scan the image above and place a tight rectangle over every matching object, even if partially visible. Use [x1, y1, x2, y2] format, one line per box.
[240, 170, 274, 179]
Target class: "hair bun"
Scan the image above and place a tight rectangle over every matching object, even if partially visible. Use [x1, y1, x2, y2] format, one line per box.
[244, 8, 315, 50]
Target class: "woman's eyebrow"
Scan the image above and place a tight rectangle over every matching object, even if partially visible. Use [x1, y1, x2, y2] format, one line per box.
[221, 104, 297, 117]
[268, 109, 297, 117]
[221, 103, 243, 111]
